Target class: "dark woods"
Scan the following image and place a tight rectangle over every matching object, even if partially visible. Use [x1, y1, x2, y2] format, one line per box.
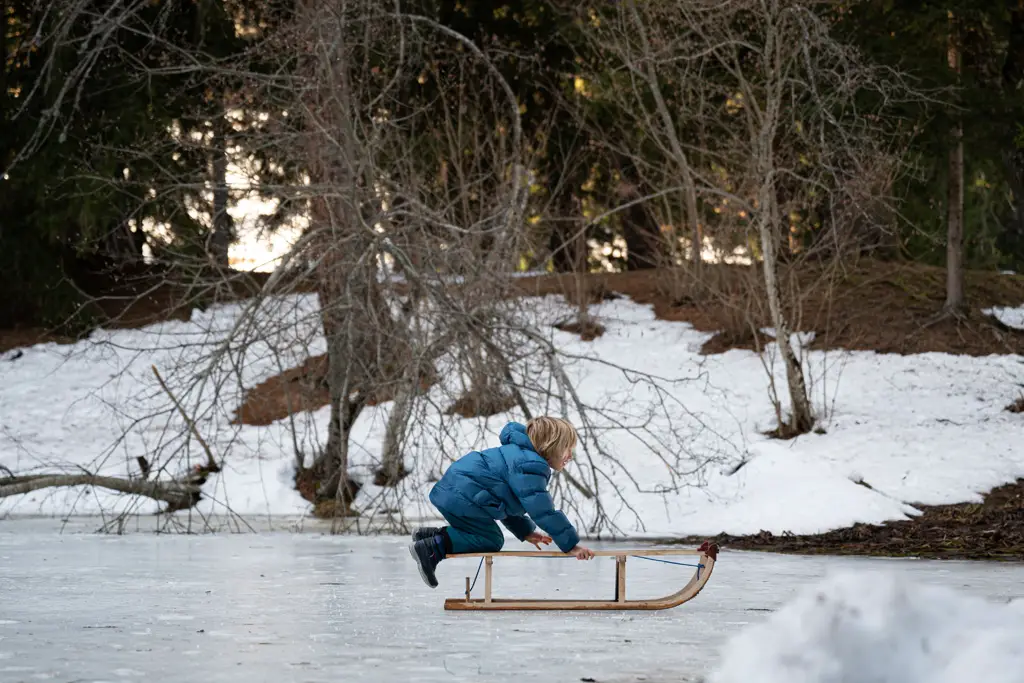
[3, 0, 1024, 327]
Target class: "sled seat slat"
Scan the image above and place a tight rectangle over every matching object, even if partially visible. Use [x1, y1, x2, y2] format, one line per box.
[447, 548, 703, 559]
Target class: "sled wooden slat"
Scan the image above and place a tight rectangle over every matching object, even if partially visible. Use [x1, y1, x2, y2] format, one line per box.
[615, 555, 626, 603]
[448, 547, 704, 558]
[484, 556, 493, 604]
[444, 542, 718, 612]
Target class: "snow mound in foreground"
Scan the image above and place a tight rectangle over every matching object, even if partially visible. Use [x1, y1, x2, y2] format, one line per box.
[709, 571, 1024, 683]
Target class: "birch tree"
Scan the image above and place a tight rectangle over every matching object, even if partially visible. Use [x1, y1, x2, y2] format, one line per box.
[698, 0, 914, 434]
[582, 0, 915, 435]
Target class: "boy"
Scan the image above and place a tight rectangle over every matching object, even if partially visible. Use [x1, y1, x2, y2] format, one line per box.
[409, 417, 595, 588]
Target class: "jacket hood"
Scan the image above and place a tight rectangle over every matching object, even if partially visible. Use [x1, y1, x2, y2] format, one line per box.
[499, 421, 537, 453]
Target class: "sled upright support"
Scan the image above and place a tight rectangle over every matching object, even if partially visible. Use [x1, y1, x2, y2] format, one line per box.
[443, 541, 719, 611]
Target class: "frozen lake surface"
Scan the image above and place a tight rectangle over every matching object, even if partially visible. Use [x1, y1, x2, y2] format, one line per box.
[2, 520, 1024, 683]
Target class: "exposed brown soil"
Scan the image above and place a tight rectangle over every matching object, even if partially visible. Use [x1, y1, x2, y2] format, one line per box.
[508, 260, 1024, 356]
[444, 392, 519, 419]
[233, 354, 330, 426]
[554, 318, 607, 341]
[372, 463, 412, 487]
[295, 464, 361, 514]
[7, 260, 1022, 359]
[0, 265, 273, 354]
[676, 478, 1024, 561]
[699, 327, 776, 355]
[231, 352, 437, 426]
[1007, 395, 1024, 414]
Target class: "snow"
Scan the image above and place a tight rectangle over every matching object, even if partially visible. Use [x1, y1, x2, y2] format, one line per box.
[3, 529, 1024, 683]
[709, 570, 1024, 683]
[986, 305, 1024, 330]
[1, 292, 1023, 540]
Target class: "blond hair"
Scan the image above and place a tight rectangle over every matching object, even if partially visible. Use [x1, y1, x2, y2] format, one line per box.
[526, 416, 578, 466]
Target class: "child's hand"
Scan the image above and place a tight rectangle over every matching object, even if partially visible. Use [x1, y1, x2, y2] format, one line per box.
[570, 545, 595, 560]
[525, 532, 552, 550]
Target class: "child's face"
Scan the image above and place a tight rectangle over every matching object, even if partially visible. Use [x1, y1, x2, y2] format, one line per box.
[552, 447, 574, 471]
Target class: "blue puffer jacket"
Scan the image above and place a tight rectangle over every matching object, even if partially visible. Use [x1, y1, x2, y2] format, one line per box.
[429, 422, 580, 553]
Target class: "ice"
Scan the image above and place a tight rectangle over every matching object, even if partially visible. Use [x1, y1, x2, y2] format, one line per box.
[709, 570, 1024, 683]
[2, 528, 1024, 682]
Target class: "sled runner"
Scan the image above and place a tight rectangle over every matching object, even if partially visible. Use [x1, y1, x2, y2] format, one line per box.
[443, 541, 718, 611]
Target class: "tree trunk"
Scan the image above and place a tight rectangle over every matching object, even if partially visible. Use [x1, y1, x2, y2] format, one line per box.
[944, 13, 966, 313]
[622, 202, 659, 270]
[315, 258, 357, 510]
[300, 0, 370, 516]
[209, 117, 233, 269]
[312, 218, 379, 512]
[1001, 150, 1024, 268]
[574, 218, 590, 326]
[757, 189, 813, 435]
[378, 366, 416, 487]
[1000, 1, 1024, 269]
[945, 125, 965, 312]
[1, 0, 7, 134]
[547, 192, 578, 272]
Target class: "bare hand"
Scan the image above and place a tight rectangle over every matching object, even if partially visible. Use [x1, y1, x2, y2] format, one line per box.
[570, 545, 595, 560]
[525, 532, 552, 550]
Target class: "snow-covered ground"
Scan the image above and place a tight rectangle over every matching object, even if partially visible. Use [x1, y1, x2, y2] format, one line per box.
[1, 292, 1023, 539]
[711, 570, 1024, 683]
[2, 530, 1022, 683]
[987, 305, 1024, 331]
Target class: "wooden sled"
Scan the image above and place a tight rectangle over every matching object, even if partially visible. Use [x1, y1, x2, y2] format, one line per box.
[443, 541, 718, 611]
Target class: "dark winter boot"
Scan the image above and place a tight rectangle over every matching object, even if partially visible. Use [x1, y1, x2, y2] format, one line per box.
[409, 534, 447, 588]
[411, 526, 445, 543]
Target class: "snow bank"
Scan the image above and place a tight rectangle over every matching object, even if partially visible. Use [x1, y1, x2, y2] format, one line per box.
[2, 292, 1023, 539]
[986, 305, 1024, 330]
[709, 571, 1024, 683]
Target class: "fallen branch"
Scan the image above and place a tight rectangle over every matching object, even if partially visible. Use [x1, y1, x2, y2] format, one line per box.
[0, 449, 221, 513]
[0, 472, 201, 510]
[0, 474, 52, 486]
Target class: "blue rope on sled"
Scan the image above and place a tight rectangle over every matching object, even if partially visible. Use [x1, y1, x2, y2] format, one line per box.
[633, 555, 704, 568]
[468, 557, 485, 593]
[633, 555, 706, 580]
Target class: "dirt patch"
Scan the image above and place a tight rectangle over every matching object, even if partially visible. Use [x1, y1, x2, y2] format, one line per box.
[554, 318, 607, 341]
[373, 463, 412, 487]
[1007, 396, 1024, 414]
[295, 465, 362, 517]
[7, 260, 1023, 359]
[233, 355, 330, 426]
[699, 328, 775, 355]
[444, 392, 519, 419]
[232, 352, 438, 426]
[0, 265, 275, 355]
[510, 260, 1024, 356]
[676, 478, 1024, 561]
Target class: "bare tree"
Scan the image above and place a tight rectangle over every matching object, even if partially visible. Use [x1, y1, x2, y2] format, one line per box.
[569, 0, 711, 290]
[2, 0, 741, 537]
[622, 0, 705, 281]
[575, 0, 917, 437]
[698, 0, 915, 434]
[704, 0, 917, 434]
